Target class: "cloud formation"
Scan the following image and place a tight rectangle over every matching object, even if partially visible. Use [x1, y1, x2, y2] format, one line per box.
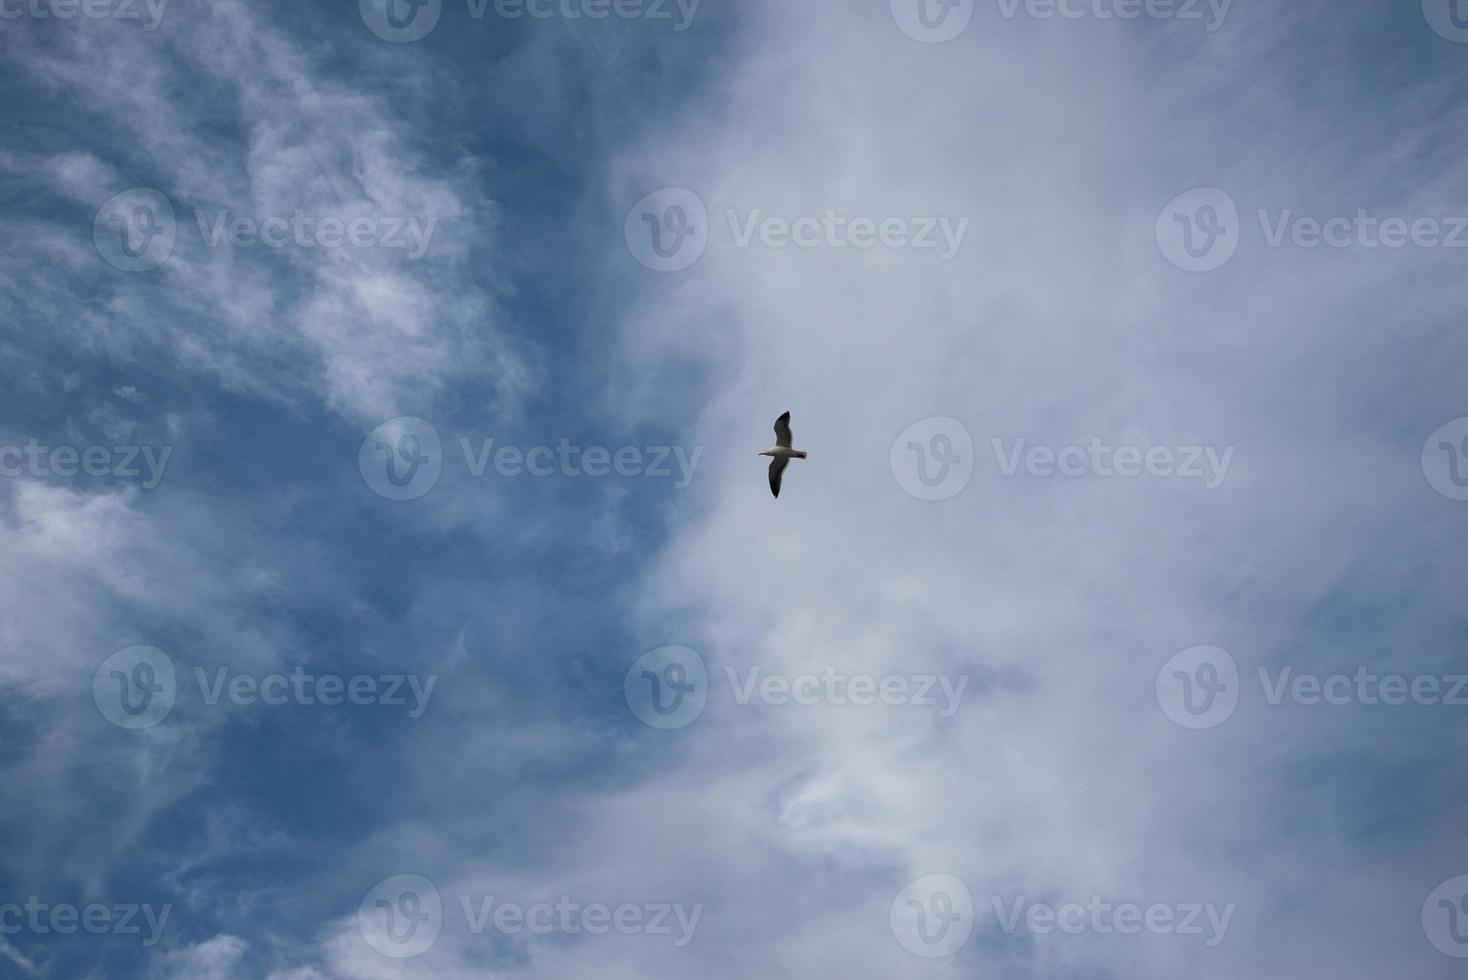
[1, 0, 1466, 977]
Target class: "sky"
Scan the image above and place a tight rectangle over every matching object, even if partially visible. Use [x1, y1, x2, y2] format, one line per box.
[1, 0, 1468, 976]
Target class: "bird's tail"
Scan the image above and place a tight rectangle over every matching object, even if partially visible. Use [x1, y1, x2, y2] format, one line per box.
[792, 451, 808, 460]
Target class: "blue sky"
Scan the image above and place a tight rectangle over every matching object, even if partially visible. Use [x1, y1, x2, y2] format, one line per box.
[2, 0, 1468, 976]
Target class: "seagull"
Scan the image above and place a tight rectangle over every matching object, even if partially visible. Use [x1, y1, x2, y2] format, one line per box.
[757, 411, 808, 498]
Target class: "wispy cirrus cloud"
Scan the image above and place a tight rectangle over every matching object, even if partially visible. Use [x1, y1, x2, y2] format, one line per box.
[1, 0, 527, 424]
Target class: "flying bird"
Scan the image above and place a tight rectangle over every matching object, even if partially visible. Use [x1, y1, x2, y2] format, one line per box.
[757, 411, 808, 498]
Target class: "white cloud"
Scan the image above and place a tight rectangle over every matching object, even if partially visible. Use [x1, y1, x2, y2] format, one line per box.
[154, 935, 249, 980]
[0, 936, 38, 975]
[3, 3, 1464, 979]
[579, 2, 1468, 977]
[2, 0, 528, 424]
[45, 151, 120, 202]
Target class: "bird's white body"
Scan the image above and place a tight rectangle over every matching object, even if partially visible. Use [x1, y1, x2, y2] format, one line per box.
[759, 412, 807, 497]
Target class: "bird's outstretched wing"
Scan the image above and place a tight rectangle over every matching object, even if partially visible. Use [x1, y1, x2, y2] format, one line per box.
[774, 412, 793, 449]
[769, 457, 790, 498]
